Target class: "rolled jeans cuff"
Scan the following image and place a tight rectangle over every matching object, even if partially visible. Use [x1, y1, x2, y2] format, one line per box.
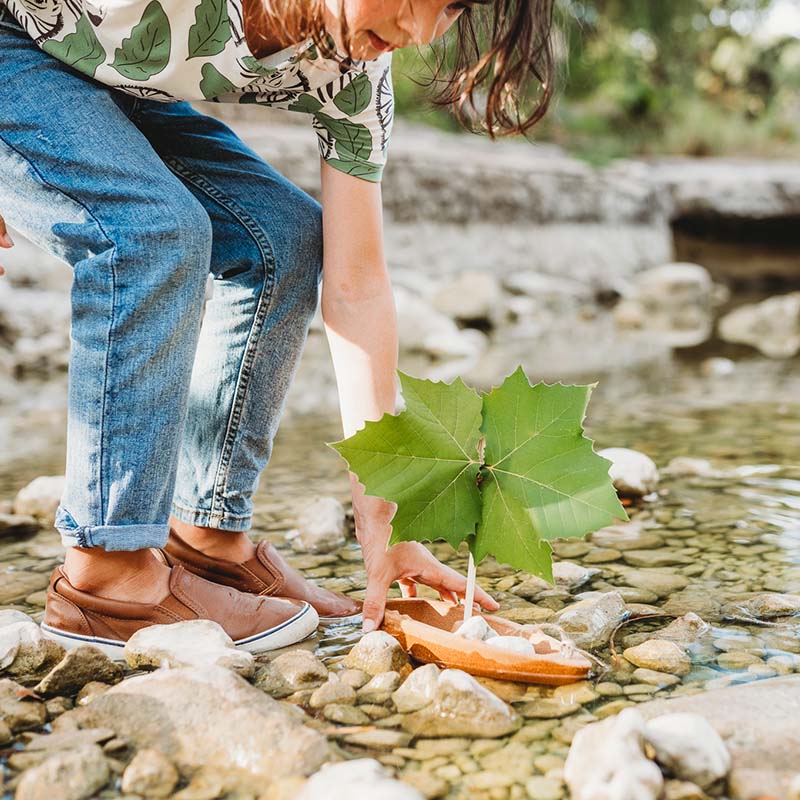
[55, 505, 170, 551]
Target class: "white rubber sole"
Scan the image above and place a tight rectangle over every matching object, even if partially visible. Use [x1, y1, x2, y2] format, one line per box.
[41, 602, 320, 662]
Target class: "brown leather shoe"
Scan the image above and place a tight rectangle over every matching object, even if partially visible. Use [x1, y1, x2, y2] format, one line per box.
[41, 564, 319, 660]
[161, 528, 362, 621]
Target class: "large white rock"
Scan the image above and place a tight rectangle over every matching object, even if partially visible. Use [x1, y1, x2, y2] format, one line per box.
[286, 495, 346, 554]
[1, 621, 65, 677]
[643, 713, 731, 791]
[123, 620, 254, 677]
[12, 475, 65, 522]
[718, 292, 800, 358]
[564, 707, 664, 800]
[15, 744, 110, 800]
[66, 666, 330, 790]
[391, 663, 441, 714]
[298, 759, 424, 800]
[344, 631, 410, 676]
[401, 669, 520, 738]
[598, 447, 659, 498]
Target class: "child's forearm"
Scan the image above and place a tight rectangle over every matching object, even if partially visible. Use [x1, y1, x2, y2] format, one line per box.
[321, 271, 400, 440]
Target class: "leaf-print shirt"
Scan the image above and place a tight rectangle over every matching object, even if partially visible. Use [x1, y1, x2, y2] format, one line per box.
[1, 0, 395, 182]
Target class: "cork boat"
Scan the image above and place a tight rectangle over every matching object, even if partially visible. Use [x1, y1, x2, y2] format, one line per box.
[380, 598, 593, 686]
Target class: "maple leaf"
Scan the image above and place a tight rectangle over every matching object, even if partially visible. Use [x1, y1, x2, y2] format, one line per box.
[328, 372, 483, 550]
[327, 366, 628, 582]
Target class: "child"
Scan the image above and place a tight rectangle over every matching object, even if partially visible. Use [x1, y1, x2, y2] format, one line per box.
[0, 0, 551, 654]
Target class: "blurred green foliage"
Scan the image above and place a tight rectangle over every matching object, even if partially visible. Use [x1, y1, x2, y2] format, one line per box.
[392, 0, 800, 162]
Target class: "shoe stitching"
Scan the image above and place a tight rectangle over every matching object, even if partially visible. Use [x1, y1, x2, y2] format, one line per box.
[168, 571, 209, 618]
[255, 543, 285, 594]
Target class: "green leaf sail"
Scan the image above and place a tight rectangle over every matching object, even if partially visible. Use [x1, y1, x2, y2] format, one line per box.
[475, 475, 554, 583]
[327, 371, 483, 549]
[478, 366, 628, 556]
[326, 365, 628, 584]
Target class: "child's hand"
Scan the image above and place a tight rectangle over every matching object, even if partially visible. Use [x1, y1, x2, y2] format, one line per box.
[349, 478, 499, 633]
[0, 215, 13, 276]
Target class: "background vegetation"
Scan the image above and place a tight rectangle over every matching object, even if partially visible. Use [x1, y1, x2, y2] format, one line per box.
[392, 0, 800, 163]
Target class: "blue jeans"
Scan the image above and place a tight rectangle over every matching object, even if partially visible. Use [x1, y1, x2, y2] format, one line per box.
[0, 6, 323, 550]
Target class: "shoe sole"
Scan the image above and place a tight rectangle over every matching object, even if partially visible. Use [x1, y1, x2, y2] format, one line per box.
[41, 602, 320, 661]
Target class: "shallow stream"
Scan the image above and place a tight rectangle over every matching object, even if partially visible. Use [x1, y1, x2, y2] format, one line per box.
[1, 355, 799, 798]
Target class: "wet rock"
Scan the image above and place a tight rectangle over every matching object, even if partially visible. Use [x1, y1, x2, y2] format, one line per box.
[340, 729, 413, 750]
[322, 703, 370, 725]
[623, 640, 691, 676]
[401, 669, 520, 738]
[298, 758, 424, 800]
[124, 619, 255, 677]
[356, 670, 402, 704]
[644, 713, 730, 791]
[392, 663, 441, 713]
[64, 666, 330, 790]
[619, 569, 690, 599]
[519, 698, 581, 719]
[254, 649, 328, 698]
[121, 748, 179, 798]
[564, 707, 663, 800]
[75, 680, 111, 706]
[309, 675, 356, 709]
[724, 592, 800, 620]
[0, 512, 40, 538]
[286, 496, 346, 554]
[337, 668, 370, 689]
[622, 549, 693, 568]
[15, 744, 110, 800]
[524, 776, 564, 800]
[632, 668, 681, 688]
[0, 570, 51, 606]
[514, 562, 600, 597]
[598, 447, 659, 498]
[590, 522, 664, 552]
[638, 675, 800, 798]
[0, 677, 46, 731]
[553, 591, 628, 650]
[34, 645, 123, 697]
[432, 270, 503, 326]
[718, 291, 800, 358]
[344, 631, 410, 676]
[12, 475, 65, 522]
[625, 613, 711, 651]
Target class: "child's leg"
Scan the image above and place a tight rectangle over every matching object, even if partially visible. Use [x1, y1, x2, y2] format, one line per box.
[0, 18, 213, 561]
[129, 101, 324, 541]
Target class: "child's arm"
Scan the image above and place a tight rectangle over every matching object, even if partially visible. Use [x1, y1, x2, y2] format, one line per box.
[320, 160, 499, 631]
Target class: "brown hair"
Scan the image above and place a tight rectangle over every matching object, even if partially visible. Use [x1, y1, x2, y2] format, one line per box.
[243, 0, 557, 137]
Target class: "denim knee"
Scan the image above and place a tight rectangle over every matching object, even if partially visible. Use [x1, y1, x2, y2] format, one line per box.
[284, 192, 323, 312]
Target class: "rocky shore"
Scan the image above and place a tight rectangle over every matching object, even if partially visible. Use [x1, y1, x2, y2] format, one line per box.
[2, 434, 800, 800]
